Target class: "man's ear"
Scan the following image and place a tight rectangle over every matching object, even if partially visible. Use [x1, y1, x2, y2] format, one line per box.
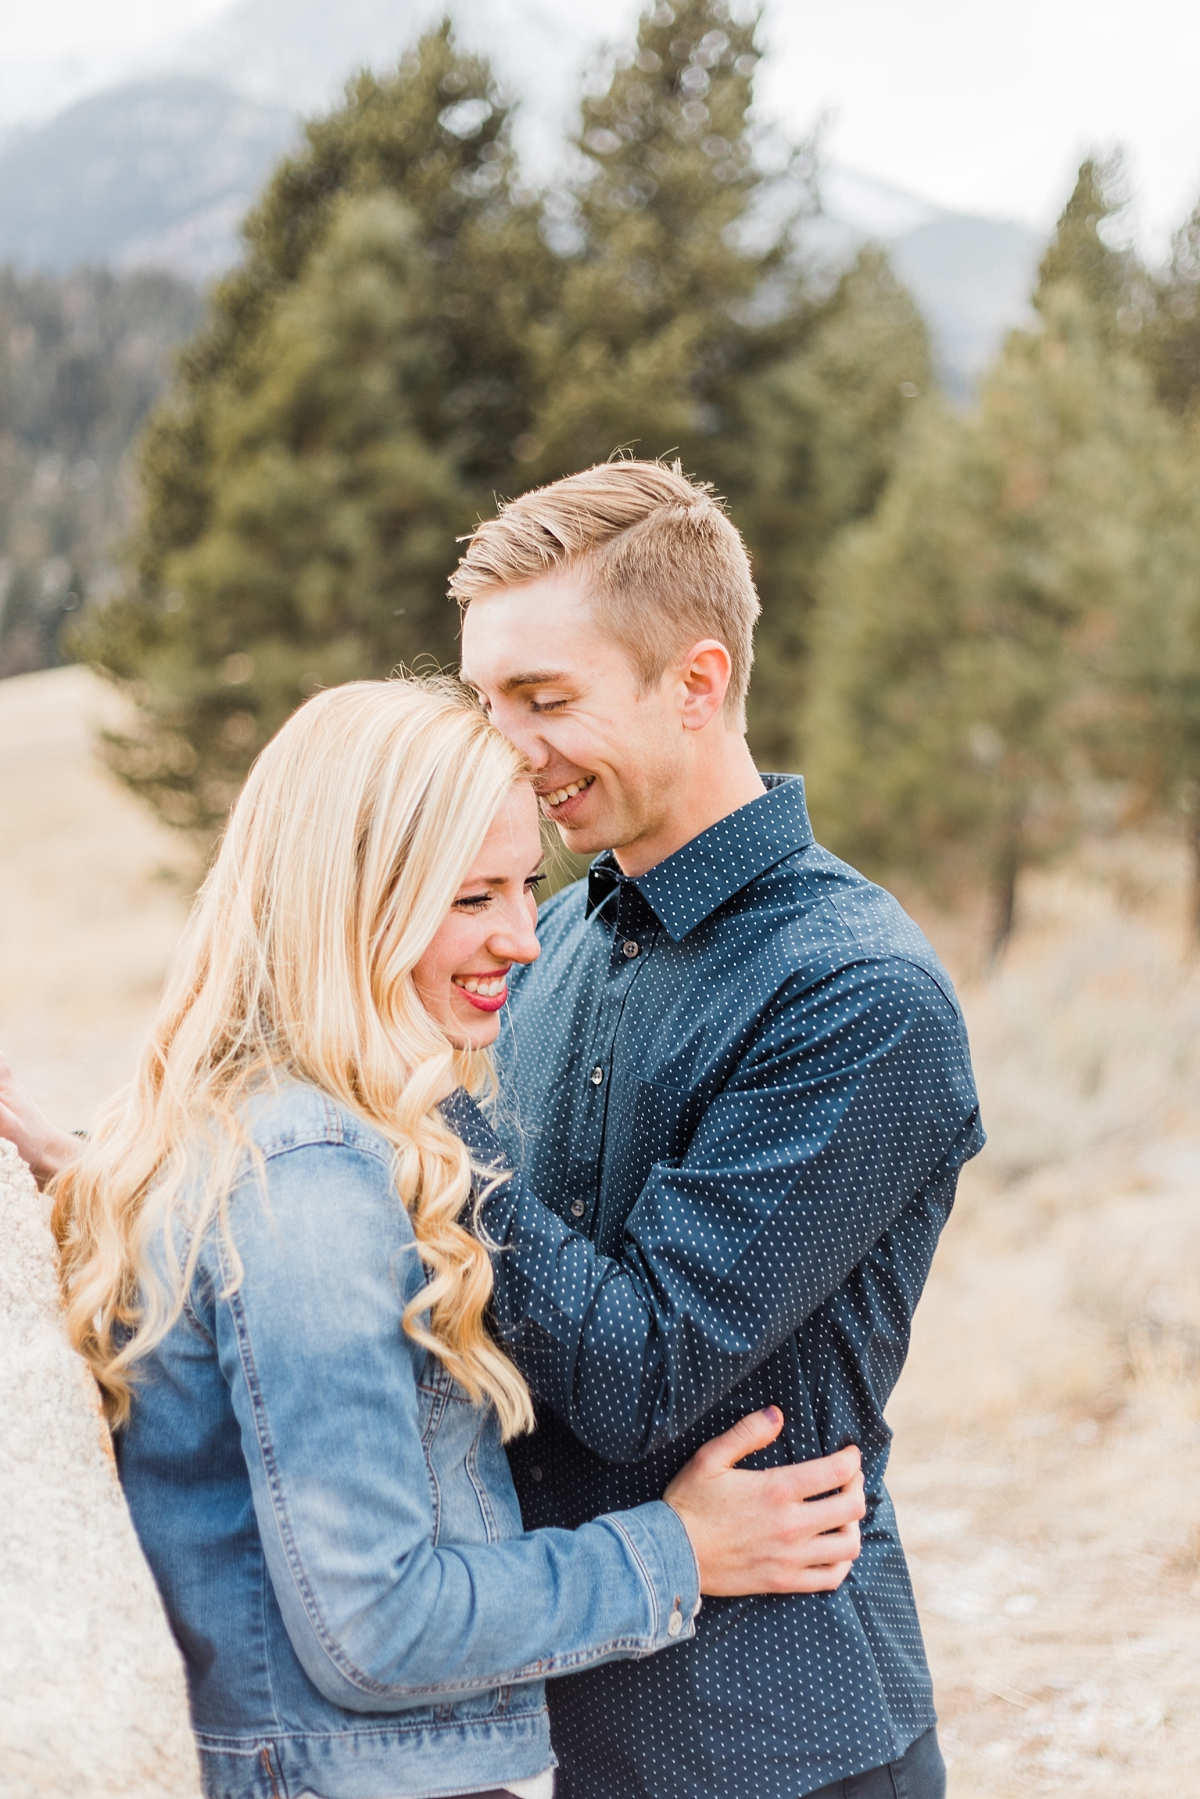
[679, 640, 733, 731]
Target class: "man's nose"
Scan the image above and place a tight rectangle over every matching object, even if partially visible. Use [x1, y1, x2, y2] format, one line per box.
[489, 701, 548, 768]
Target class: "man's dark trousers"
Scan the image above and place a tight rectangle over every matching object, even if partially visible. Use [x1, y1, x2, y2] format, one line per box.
[806, 1727, 946, 1798]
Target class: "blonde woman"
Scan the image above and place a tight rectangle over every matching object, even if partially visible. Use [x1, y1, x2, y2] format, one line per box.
[48, 679, 864, 1799]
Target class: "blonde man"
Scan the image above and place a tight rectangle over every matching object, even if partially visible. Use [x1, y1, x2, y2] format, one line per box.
[442, 460, 982, 1799]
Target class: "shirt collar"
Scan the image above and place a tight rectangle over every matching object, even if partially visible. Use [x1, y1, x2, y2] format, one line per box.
[584, 774, 813, 943]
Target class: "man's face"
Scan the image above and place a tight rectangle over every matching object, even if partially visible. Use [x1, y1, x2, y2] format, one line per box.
[460, 574, 689, 860]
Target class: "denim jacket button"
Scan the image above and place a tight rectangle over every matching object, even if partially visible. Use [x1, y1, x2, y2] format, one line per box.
[667, 1609, 684, 1637]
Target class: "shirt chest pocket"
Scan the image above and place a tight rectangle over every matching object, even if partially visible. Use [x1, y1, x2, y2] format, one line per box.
[629, 1072, 702, 1164]
[596, 1073, 702, 1254]
[416, 1353, 523, 1548]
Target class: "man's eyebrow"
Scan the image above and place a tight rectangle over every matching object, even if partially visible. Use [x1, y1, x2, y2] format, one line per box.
[499, 670, 569, 692]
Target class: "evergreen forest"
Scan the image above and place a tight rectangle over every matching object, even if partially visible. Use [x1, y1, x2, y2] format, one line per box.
[7, 0, 1200, 952]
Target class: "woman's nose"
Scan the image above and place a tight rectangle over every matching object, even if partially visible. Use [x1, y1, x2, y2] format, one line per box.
[491, 903, 540, 966]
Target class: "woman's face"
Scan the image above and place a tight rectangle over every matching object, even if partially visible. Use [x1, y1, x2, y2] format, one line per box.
[411, 781, 544, 1049]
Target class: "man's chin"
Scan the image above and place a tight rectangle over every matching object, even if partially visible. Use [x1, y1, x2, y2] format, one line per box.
[554, 820, 608, 856]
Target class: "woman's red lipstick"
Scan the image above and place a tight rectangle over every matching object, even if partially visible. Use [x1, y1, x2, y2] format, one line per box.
[452, 969, 511, 1012]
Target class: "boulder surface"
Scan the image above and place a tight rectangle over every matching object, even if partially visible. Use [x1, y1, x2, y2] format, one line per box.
[0, 1138, 201, 1796]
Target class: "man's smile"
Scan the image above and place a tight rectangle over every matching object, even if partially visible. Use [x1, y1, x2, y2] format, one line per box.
[540, 773, 596, 812]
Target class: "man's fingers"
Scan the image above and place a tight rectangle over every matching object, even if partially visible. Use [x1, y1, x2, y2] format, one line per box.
[765, 1444, 862, 1504]
[787, 1559, 857, 1593]
[694, 1406, 785, 1473]
[803, 1522, 860, 1560]
[774, 1473, 865, 1539]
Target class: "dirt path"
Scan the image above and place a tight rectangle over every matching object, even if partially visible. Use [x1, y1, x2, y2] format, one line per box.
[891, 1362, 1200, 1793]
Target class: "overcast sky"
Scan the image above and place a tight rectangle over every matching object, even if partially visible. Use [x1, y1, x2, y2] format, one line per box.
[4, 0, 1199, 253]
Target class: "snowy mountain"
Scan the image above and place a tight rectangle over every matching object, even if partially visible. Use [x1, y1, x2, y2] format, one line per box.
[0, 79, 295, 279]
[817, 167, 1042, 395]
[0, 0, 1043, 388]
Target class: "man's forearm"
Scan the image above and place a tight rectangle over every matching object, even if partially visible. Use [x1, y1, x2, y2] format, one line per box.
[444, 1077, 977, 1463]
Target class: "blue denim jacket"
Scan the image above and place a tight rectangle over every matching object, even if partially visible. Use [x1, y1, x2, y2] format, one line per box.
[116, 1084, 699, 1799]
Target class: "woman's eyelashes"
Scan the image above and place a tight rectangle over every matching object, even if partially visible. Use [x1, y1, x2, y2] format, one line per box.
[452, 873, 544, 912]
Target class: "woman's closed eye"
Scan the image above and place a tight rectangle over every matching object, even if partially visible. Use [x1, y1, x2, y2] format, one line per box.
[453, 872, 544, 911]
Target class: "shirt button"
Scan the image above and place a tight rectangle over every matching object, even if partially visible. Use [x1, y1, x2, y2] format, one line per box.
[530, 1465, 544, 1483]
[622, 939, 639, 958]
[667, 1609, 684, 1637]
[570, 1200, 586, 1218]
[590, 1065, 604, 1086]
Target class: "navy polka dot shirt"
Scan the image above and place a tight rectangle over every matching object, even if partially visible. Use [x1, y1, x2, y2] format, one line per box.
[444, 775, 984, 1799]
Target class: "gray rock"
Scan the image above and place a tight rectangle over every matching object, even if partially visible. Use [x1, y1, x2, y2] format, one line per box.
[0, 1137, 201, 1796]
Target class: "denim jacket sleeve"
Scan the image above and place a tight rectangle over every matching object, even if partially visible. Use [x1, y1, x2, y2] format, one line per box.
[446, 958, 984, 1462]
[208, 1131, 698, 1712]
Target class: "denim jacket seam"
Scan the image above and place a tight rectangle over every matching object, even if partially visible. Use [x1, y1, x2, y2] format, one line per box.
[464, 1415, 500, 1542]
[191, 1702, 552, 1749]
[181, 1242, 216, 1345]
[417, 1366, 448, 1542]
[256, 1537, 284, 1732]
[600, 1513, 661, 1642]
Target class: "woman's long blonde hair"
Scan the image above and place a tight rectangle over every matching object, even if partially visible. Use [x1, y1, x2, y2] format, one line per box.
[51, 678, 535, 1438]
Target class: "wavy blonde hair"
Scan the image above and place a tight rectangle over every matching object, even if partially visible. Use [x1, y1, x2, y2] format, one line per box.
[51, 677, 535, 1438]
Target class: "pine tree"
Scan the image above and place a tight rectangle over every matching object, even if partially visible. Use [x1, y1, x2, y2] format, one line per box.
[1143, 200, 1200, 418]
[725, 248, 931, 767]
[79, 3, 929, 832]
[515, 0, 777, 478]
[525, 0, 928, 770]
[1105, 190, 1200, 933]
[1034, 154, 1138, 329]
[803, 198, 1176, 955]
[81, 25, 553, 830]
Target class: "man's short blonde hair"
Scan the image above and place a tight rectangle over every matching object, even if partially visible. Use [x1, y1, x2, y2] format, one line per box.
[449, 460, 761, 728]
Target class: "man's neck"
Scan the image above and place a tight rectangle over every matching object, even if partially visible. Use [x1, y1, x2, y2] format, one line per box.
[613, 736, 766, 878]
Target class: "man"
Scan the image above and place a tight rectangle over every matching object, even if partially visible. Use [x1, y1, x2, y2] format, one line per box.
[5, 458, 982, 1798]
[442, 460, 983, 1799]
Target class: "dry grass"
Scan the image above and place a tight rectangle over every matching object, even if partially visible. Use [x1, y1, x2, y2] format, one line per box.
[2, 665, 1197, 1794]
[0, 666, 194, 1125]
[890, 848, 1200, 1794]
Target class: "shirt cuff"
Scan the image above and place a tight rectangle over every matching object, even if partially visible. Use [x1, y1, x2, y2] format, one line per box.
[439, 1087, 519, 1216]
[603, 1500, 702, 1651]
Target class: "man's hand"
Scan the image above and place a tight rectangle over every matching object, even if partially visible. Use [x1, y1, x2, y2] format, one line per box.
[663, 1408, 865, 1596]
[0, 1052, 81, 1186]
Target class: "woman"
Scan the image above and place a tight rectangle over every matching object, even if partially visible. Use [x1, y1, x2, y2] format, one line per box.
[50, 680, 863, 1799]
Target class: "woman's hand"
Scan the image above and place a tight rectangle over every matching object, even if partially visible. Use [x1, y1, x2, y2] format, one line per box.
[0, 1052, 80, 1187]
[663, 1407, 865, 1596]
